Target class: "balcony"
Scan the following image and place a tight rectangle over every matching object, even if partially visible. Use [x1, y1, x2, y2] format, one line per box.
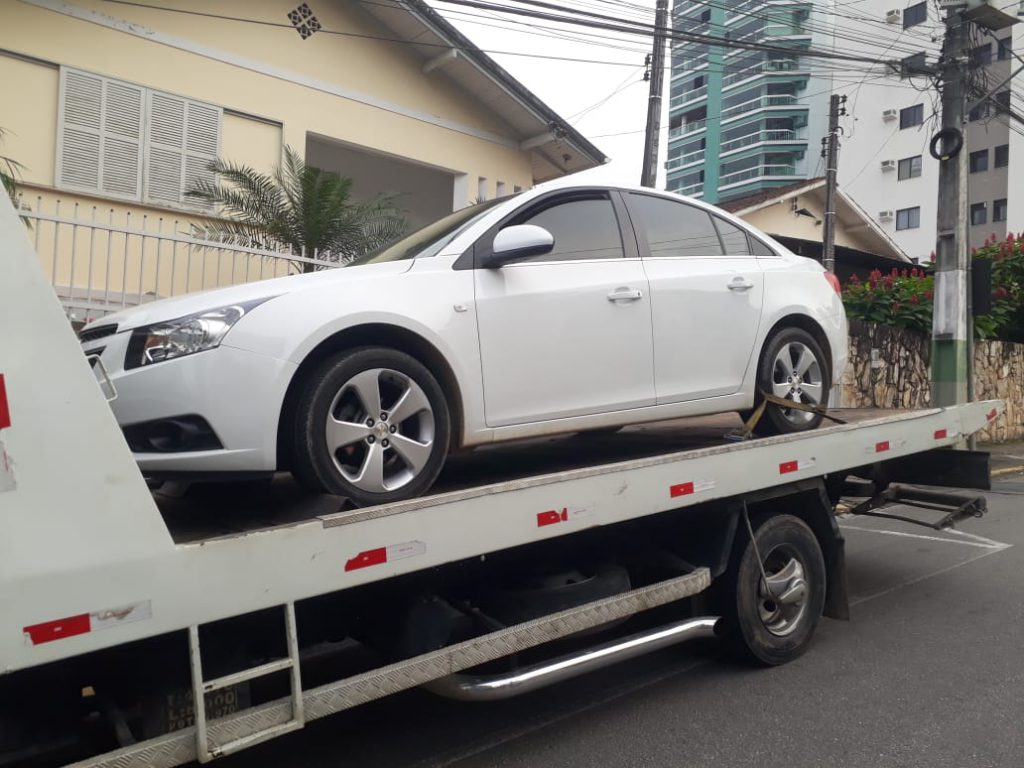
[722, 58, 804, 88]
[676, 118, 707, 136]
[727, 0, 812, 24]
[670, 85, 708, 109]
[665, 148, 706, 170]
[721, 93, 799, 119]
[719, 164, 798, 188]
[678, 180, 704, 196]
[720, 129, 799, 154]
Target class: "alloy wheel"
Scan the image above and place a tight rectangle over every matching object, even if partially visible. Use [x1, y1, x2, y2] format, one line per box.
[770, 341, 824, 425]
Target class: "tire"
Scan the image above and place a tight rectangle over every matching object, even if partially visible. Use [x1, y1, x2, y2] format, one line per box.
[290, 347, 451, 506]
[752, 327, 831, 437]
[720, 514, 826, 666]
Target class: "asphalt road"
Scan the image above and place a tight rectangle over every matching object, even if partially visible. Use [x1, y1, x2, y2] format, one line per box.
[221, 479, 1024, 768]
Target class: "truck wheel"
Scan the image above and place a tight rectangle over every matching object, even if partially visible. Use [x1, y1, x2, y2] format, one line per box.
[291, 347, 451, 506]
[752, 327, 830, 436]
[723, 514, 826, 666]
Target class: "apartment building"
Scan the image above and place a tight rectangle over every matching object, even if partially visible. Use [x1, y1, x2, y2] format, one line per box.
[668, 0, 1024, 263]
[666, 0, 832, 204]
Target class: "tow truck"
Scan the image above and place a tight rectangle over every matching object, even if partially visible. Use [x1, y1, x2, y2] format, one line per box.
[0, 194, 1002, 767]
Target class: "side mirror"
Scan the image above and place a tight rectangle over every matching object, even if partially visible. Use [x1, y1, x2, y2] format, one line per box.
[484, 224, 554, 267]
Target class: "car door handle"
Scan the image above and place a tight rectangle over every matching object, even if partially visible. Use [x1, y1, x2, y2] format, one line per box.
[607, 287, 644, 302]
[727, 278, 755, 292]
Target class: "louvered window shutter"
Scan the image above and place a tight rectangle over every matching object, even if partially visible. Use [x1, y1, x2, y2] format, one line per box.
[144, 91, 220, 208]
[59, 68, 143, 199]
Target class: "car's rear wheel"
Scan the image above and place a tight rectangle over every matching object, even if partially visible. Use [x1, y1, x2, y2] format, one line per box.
[752, 327, 830, 436]
[291, 347, 451, 506]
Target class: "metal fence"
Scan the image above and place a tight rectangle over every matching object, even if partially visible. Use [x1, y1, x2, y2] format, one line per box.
[15, 195, 345, 324]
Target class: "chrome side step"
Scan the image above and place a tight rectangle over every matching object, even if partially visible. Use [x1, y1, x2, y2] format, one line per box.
[426, 616, 720, 701]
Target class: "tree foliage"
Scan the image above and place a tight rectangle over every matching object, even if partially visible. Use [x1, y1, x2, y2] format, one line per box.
[842, 232, 1024, 341]
[187, 145, 408, 272]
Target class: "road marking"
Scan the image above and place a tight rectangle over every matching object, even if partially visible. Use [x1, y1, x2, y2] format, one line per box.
[839, 524, 1011, 550]
[849, 547, 1008, 607]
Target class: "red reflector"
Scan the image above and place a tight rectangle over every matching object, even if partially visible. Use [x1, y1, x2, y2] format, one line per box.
[24, 614, 91, 645]
[537, 509, 566, 527]
[987, 408, 998, 422]
[779, 461, 799, 474]
[824, 272, 842, 295]
[0, 375, 10, 430]
[345, 547, 387, 572]
[934, 429, 948, 439]
[875, 441, 890, 453]
[670, 482, 695, 498]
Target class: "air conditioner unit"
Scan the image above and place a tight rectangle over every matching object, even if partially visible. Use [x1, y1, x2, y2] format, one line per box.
[886, 8, 902, 22]
[879, 210, 895, 220]
[882, 108, 899, 121]
[881, 159, 897, 171]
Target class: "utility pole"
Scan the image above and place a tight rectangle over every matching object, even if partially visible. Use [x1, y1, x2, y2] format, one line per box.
[821, 94, 846, 274]
[640, 0, 668, 188]
[931, 9, 971, 408]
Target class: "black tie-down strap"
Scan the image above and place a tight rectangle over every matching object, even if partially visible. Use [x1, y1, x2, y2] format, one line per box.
[726, 392, 847, 442]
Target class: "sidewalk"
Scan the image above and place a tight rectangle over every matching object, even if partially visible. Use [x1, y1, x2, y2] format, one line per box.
[982, 441, 1024, 477]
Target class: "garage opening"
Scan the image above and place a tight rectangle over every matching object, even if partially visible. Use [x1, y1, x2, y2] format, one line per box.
[305, 134, 458, 233]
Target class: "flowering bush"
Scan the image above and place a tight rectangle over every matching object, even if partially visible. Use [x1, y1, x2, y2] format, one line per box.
[842, 231, 1024, 340]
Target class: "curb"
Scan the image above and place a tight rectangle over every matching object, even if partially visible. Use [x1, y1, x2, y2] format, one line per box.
[991, 465, 1024, 478]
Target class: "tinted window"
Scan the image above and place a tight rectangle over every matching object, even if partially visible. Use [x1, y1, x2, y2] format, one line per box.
[970, 150, 988, 173]
[713, 216, 753, 255]
[749, 237, 777, 257]
[994, 198, 1008, 222]
[896, 207, 920, 230]
[970, 202, 987, 226]
[520, 197, 623, 262]
[898, 155, 922, 180]
[900, 52, 927, 79]
[903, 1, 926, 28]
[995, 144, 1009, 168]
[900, 104, 924, 129]
[628, 194, 723, 257]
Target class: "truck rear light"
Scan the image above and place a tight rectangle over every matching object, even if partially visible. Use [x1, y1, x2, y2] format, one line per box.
[824, 272, 841, 295]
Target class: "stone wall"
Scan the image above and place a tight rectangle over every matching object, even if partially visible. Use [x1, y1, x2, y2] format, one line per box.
[838, 320, 1024, 443]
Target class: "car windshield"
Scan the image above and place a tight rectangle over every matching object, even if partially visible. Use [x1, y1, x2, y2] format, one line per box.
[348, 197, 511, 267]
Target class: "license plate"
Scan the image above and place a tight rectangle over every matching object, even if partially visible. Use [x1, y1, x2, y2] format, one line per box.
[158, 685, 251, 733]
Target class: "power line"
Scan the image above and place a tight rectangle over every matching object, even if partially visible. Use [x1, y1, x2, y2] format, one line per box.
[97, 0, 651, 67]
[429, 0, 898, 65]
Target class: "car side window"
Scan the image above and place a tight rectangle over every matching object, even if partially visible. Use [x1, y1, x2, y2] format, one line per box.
[748, 236, 778, 257]
[712, 216, 753, 256]
[518, 197, 624, 262]
[628, 194, 724, 257]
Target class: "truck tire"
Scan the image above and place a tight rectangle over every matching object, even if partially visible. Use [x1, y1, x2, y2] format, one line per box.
[291, 347, 451, 506]
[722, 514, 826, 666]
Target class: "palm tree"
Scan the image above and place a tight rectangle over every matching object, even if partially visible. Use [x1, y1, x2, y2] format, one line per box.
[187, 145, 408, 273]
[1, 128, 25, 207]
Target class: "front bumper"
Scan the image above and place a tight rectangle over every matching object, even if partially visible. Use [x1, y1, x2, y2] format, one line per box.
[85, 332, 297, 473]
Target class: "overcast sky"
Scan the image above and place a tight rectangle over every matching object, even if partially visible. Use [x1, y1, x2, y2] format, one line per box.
[428, 0, 666, 186]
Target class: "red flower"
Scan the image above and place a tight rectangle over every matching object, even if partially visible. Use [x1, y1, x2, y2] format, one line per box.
[891, 267, 900, 276]
[1008, 232, 1015, 242]
[929, 250, 936, 261]
[870, 268, 882, 278]
[995, 287, 1009, 300]
[925, 290, 934, 300]
[884, 275, 895, 288]
[892, 301, 902, 312]
[910, 294, 920, 305]
[849, 273, 861, 284]
[971, 247, 978, 256]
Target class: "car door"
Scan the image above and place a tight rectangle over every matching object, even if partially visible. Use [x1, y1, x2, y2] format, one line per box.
[473, 191, 655, 428]
[624, 192, 764, 404]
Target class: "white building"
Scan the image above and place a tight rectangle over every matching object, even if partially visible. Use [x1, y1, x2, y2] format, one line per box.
[834, 1, 1024, 261]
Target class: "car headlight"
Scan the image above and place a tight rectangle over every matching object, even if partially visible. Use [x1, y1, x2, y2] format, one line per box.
[125, 298, 272, 369]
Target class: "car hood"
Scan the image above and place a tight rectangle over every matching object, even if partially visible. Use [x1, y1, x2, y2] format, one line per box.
[85, 260, 415, 332]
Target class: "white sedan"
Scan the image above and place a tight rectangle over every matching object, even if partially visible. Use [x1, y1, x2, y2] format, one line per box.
[80, 182, 847, 506]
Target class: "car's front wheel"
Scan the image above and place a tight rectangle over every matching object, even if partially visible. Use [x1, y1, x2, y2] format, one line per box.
[752, 327, 830, 436]
[291, 347, 451, 506]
